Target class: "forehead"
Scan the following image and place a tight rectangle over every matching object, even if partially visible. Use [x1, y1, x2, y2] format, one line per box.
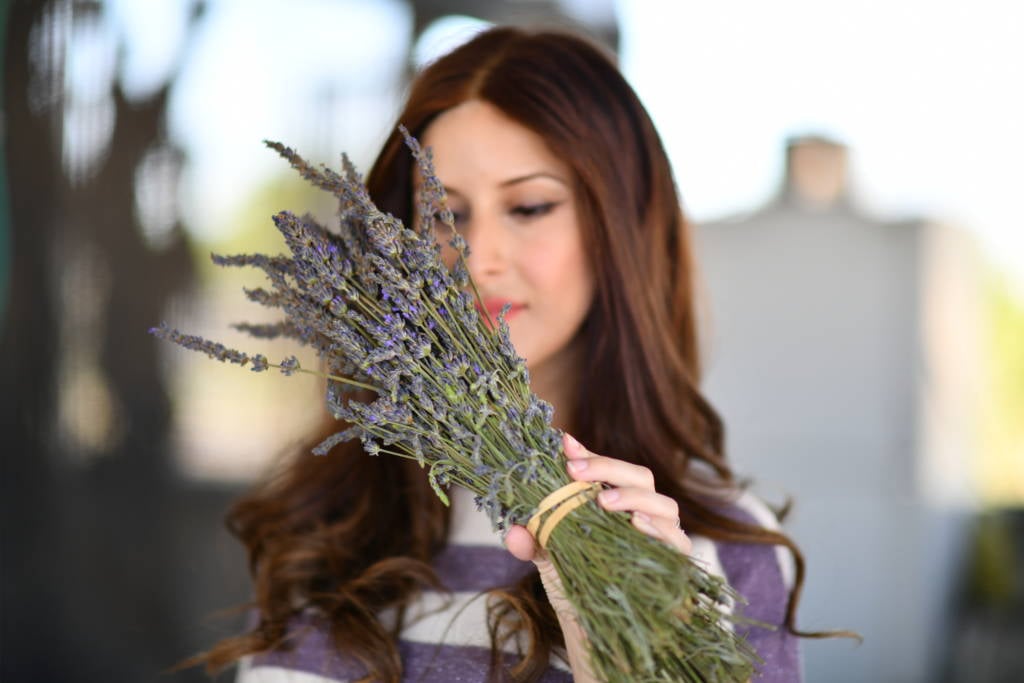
[418, 100, 570, 186]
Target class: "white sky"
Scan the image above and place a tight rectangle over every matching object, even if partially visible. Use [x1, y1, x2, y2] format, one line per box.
[105, 0, 1024, 298]
[618, 0, 1024, 296]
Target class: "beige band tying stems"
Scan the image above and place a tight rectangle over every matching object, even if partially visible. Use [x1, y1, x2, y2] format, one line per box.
[526, 481, 602, 549]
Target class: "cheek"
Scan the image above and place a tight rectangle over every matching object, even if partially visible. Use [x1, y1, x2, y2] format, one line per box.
[526, 238, 593, 316]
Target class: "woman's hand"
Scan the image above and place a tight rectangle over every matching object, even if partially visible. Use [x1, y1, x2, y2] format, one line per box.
[503, 432, 692, 680]
[506, 431, 692, 563]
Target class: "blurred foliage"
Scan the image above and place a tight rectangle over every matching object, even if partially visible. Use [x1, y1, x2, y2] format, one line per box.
[190, 171, 330, 280]
[168, 172, 335, 481]
[979, 266, 1024, 504]
[969, 512, 1016, 606]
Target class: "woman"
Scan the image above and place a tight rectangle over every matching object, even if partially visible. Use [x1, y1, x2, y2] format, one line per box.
[192, 26, 814, 682]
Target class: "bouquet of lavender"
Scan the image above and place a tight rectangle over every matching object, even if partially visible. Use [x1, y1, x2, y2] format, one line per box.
[153, 129, 759, 682]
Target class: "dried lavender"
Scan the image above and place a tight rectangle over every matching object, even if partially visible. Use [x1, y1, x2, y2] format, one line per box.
[151, 130, 760, 682]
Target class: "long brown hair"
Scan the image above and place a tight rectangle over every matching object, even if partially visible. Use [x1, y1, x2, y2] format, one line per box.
[185, 26, 821, 682]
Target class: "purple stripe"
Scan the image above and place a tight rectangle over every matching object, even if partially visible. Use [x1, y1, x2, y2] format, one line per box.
[250, 612, 573, 682]
[714, 506, 802, 683]
[397, 640, 572, 682]
[432, 544, 535, 592]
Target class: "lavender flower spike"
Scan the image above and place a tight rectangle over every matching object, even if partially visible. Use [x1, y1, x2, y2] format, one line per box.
[149, 322, 267, 371]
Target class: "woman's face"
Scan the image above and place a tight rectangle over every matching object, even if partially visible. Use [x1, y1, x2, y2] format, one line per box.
[420, 99, 595, 375]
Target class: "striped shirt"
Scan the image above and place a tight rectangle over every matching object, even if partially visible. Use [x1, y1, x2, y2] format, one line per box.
[237, 485, 801, 682]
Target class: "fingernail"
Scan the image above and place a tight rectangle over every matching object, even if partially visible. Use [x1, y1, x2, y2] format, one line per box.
[567, 459, 588, 472]
[633, 511, 651, 523]
[598, 489, 619, 505]
[565, 433, 581, 452]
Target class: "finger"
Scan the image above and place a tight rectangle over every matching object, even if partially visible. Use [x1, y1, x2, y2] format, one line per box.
[563, 434, 654, 489]
[632, 512, 693, 555]
[504, 524, 538, 562]
[566, 453, 655, 491]
[596, 487, 679, 519]
[562, 432, 593, 460]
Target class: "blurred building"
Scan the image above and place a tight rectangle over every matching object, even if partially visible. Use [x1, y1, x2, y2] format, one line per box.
[695, 136, 983, 682]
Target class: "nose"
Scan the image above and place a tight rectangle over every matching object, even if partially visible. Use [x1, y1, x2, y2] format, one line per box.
[461, 211, 507, 283]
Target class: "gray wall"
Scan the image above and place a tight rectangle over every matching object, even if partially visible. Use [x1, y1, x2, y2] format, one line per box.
[695, 190, 978, 681]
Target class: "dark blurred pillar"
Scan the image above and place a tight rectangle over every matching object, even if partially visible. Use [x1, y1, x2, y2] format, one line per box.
[2, 1, 212, 680]
[2, 1, 67, 679]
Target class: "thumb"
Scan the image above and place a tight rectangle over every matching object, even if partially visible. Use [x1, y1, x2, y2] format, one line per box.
[504, 524, 538, 562]
[505, 525, 556, 573]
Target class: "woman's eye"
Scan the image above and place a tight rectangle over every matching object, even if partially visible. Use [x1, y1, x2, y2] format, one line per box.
[510, 202, 559, 219]
[431, 209, 465, 225]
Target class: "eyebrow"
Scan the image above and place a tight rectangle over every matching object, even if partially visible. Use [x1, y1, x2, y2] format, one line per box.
[421, 172, 570, 198]
[499, 172, 569, 188]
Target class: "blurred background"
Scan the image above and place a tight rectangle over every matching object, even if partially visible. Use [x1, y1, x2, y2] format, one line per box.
[2, 0, 1022, 681]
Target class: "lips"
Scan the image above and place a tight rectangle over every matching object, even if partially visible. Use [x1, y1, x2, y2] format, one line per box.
[475, 297, 526, 322]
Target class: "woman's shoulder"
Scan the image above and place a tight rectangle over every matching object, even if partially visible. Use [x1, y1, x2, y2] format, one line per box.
[687, 493, 793, 618]
[714, 489, 796, 588]
[690, 488, 804, 683]
[688, 487, 795, 582]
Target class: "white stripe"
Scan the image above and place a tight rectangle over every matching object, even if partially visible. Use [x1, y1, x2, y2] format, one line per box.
[381, 590, 573, 673]
[236, 655, 345, 683]
[449, 485, 504, 546]
[395, 590, 494, 648]
[689, 533, 727, 586]
[688, 533, 736, 631]
[734, 490, 796, 589]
